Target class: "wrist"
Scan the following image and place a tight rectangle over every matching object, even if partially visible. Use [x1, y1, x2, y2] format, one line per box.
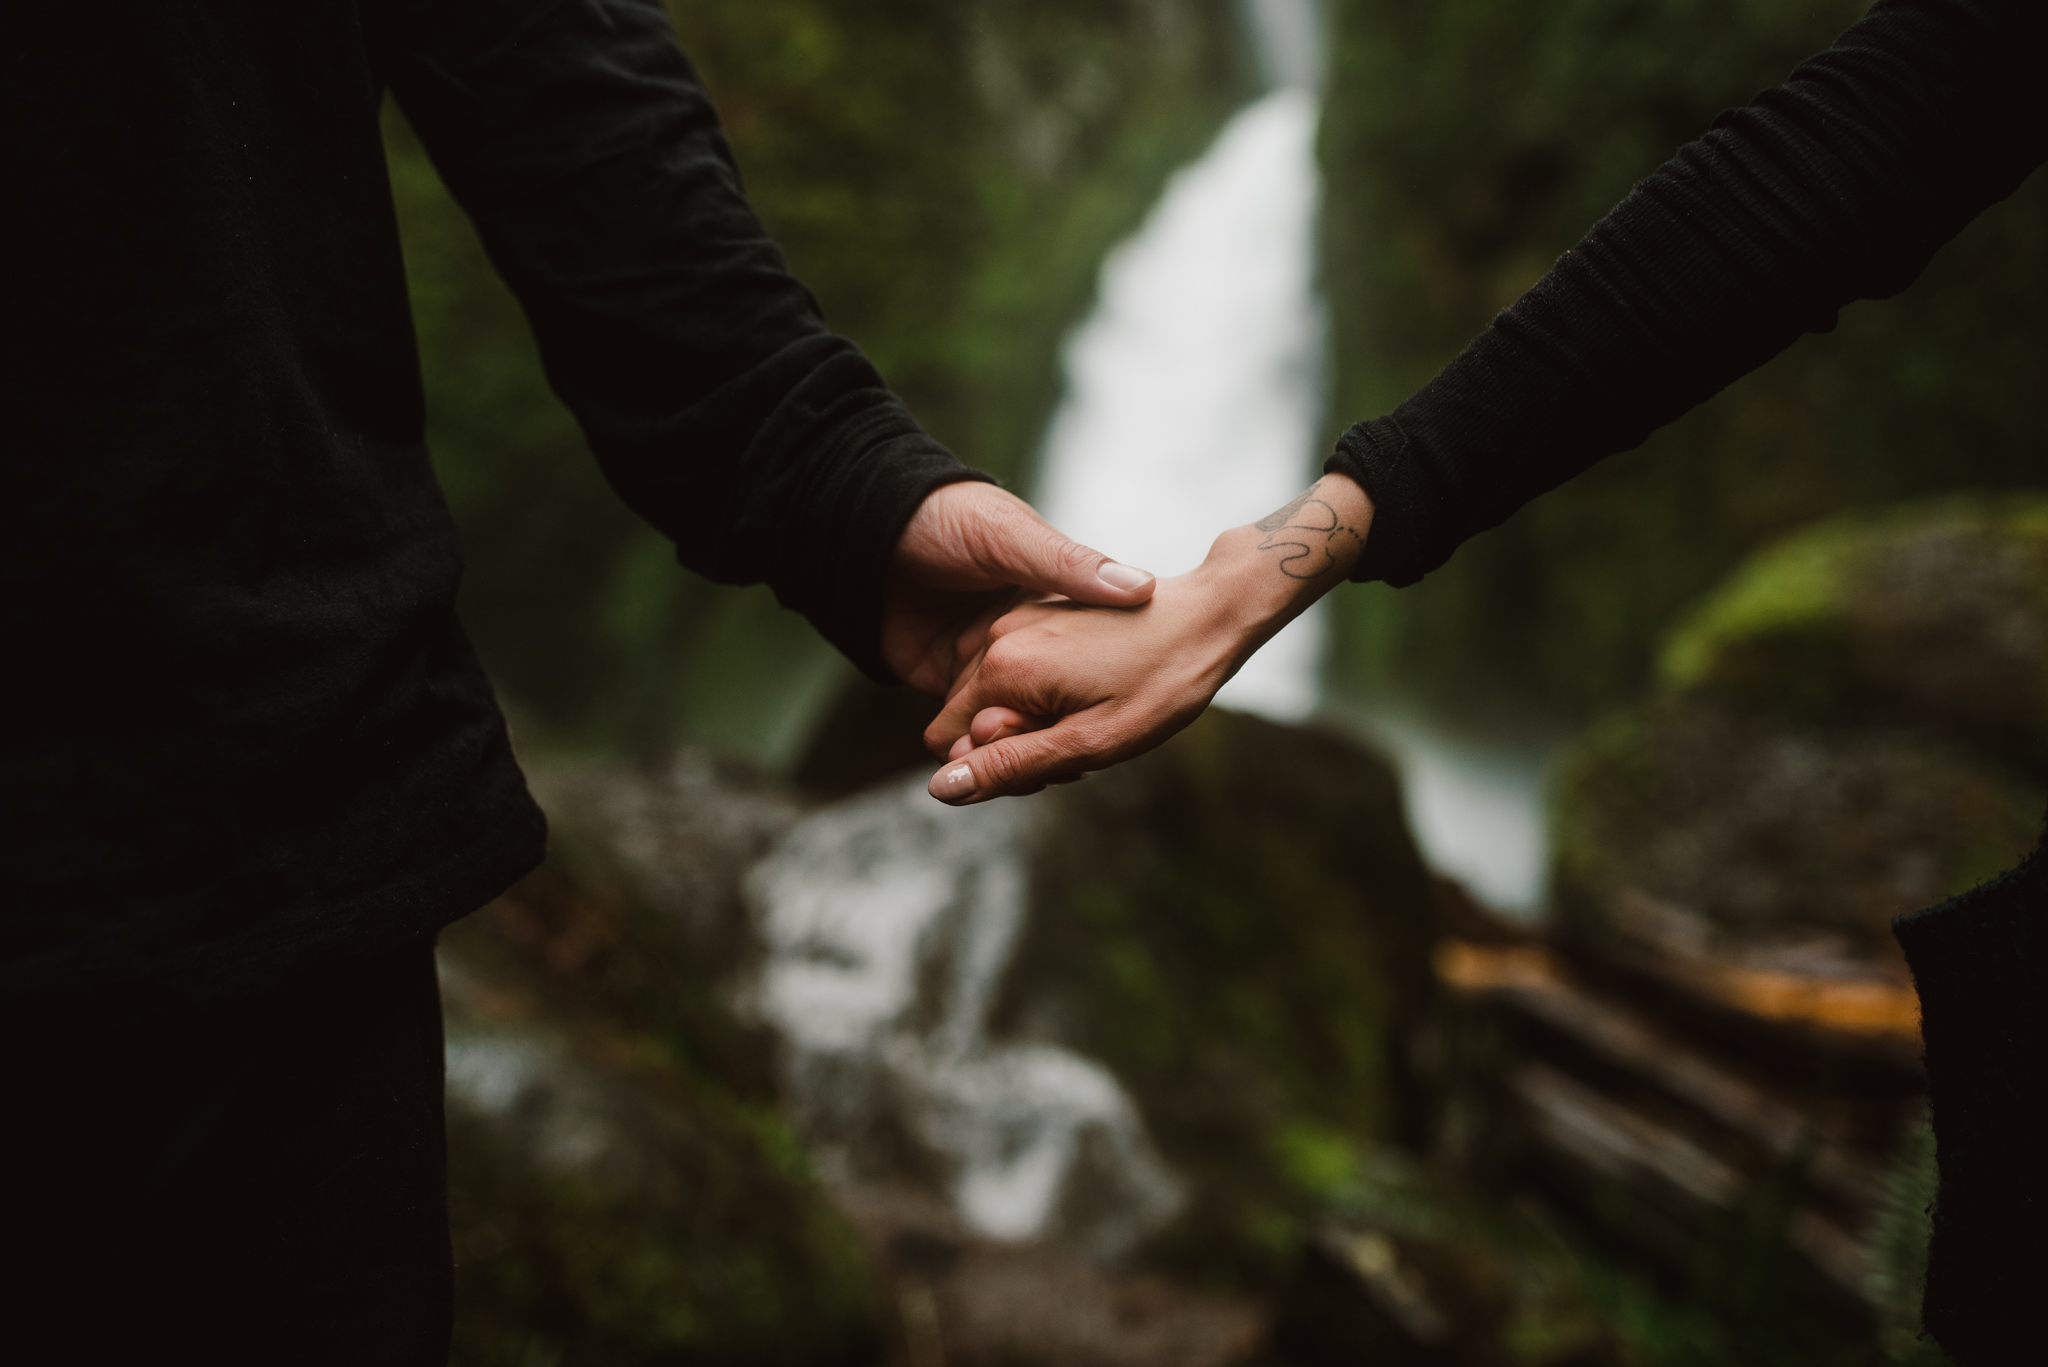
[1193, 473, 1374, 652]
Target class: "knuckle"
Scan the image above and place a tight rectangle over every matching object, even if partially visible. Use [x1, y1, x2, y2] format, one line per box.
[1050, 534, 1097, 575]
[983, 637, 1027, 677]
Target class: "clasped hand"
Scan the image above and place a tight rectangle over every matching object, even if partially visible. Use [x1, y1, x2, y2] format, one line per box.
[883, 475, 1373, 805]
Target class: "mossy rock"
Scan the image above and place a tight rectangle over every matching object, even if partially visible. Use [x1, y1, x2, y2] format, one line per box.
[1551, 700, 2040, 955]
[1660, 495, 2048, 764]
[439, 756, 885, 1365]
[995, 708, 1440, 1287]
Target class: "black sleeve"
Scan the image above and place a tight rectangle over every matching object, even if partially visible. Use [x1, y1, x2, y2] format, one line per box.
[363, 0, 992, 679]
[1326, 0, 2048, 589]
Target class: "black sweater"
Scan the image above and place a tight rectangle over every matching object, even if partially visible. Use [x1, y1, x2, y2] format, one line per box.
[1323, 2, 2047, 1358]
[1, 0, 981, 998]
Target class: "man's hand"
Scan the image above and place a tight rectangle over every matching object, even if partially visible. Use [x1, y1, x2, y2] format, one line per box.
[922, 474, 1374, 804]
[881, 480, 1157, 696]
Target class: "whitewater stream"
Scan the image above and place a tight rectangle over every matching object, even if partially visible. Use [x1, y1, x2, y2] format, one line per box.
[749, 0, 1549, 1256]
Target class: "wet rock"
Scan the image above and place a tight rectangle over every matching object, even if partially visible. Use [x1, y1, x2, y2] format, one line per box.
[1552, 701, 2038, 966]
[1547, 500, 2048, 1070]
[844, 1184, 1266, 1367]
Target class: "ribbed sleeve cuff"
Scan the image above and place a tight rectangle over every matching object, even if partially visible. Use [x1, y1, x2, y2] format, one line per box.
[1327, 416, 1427, 588]
[1893, 835, 2048, 1365]
[768, 403, 996, 682]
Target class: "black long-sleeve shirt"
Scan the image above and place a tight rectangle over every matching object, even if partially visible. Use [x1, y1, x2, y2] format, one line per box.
[1, 0, 983, 997]
[1322, 3, 2047, 1359]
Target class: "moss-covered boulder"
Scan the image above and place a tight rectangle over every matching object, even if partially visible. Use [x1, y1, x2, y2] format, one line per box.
[1659, 495, 2048, 763]
[1551, 701, 2039, 960]
[998, 707, 1441, 1287]
[1548, 499, 2048, 1034]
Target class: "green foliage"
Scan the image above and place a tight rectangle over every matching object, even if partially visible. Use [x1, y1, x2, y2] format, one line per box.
[1319, 0, 2048, 723]
[385, 0, 1250, 763]
[1862, 1116, 1953, 1366]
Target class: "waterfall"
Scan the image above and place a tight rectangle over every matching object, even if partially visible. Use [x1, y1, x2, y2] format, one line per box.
[1031, 0, 1329, 722]
[1035, 0, 1556, 914]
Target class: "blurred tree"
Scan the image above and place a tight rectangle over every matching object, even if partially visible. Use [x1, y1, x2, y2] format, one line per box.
[1319, 0, 2048, 726]
[386, 0, 1252, 763]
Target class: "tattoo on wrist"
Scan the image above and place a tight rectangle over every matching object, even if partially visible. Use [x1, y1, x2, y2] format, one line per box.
[1254, 480, 1366, 580]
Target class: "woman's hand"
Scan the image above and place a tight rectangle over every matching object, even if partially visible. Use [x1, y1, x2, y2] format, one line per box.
[923, 474, 1374, 803]
[880, 481, 1159, 696]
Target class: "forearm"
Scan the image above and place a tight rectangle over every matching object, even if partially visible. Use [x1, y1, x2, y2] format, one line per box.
[371, 0, 983, 676]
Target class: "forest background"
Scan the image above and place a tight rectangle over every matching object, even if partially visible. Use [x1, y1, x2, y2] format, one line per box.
[388, 0, 2046, 765]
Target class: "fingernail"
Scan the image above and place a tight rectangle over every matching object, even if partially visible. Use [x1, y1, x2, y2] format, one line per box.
[948, 734, 974, 761]
[931, 764, 976, 802]
[1096, 561, 1154, 592]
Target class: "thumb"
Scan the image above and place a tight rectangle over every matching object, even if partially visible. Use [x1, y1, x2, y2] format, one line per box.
[976, 500, 1156, 608]
[928, 719, 1099, 804]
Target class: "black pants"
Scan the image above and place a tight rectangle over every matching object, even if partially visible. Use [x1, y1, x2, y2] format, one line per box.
[3, 938, 452, 1364]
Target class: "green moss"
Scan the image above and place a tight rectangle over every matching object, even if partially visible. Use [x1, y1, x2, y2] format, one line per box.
[1658, 528, 1857, 695]
[1655, 494, 2048, 758]
[1319, 0, 2048, 723]
[386, 0, 1251, 763]
[1272, 1118, 1367, 1201]
[1550, 696, 2043, 950]
[448, 1099, 882, 1367]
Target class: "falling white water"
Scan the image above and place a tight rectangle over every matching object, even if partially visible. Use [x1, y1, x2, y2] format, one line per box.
[1032, 85, 1328, 721]
[1034, 0, 1556, 910]
[1328, 704, 1559, 916]
[747, 779, 1182, 1255]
